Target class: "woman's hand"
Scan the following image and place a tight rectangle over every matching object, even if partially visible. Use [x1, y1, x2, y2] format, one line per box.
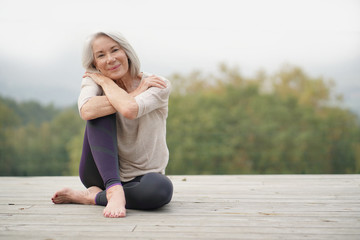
[83, 72, 111, 86]
[131, 74, 167, 97]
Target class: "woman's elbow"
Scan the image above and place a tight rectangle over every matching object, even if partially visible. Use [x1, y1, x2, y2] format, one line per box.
[122, 109, 137, 120]
[121, 103, 138, 120]
[81, 114, 92, 121]
[80, 108, 93, 121]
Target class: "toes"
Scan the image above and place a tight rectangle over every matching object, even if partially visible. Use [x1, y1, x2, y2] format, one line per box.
[103, 208, 126, 218]
[120, 209, 126, 217]
[51, 193, 58, 203]
[110, 210, 116, 218]
[110, 210, 117, 218]
[116, 209, 125, 217]
[116, 209, 126, 218]
[103, 209, 110, 218]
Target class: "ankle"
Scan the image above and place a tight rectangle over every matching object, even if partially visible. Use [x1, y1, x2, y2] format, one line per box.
[86, 186, 102, 205]
[106, 185, 126, 203]
[106, 183, 122, 192]
[106, 185, 123, 196]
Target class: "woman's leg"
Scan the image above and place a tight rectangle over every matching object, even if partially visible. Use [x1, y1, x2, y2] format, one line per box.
[95, 172, 173, 210]
[78, 121, 104, 189]
[83, 114, 126, 217]
[53, 114, 126, 218]
[80, 114, 121, 189]
[125, 172, 173, 210]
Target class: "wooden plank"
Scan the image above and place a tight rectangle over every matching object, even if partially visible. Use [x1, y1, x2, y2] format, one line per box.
[1, 213, 358, 228]
[0, 175, 359, 240]
[2, 231, 358, 240]
[1, 203, 359, 216]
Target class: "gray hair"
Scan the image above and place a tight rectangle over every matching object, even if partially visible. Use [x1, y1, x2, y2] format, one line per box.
[82, 31, 141, 78]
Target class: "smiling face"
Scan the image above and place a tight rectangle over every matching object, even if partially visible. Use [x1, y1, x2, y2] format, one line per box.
[92, 35, 130, 80]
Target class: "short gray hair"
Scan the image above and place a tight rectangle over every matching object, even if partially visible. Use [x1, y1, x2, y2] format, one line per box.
[82, 31, 141, 78]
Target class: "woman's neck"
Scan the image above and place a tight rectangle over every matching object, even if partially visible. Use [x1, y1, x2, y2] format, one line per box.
[115, 72, 140, 93]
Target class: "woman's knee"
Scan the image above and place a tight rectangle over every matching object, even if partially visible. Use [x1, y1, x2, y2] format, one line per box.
[144, 173, 173, 206]
[88, 113, 116, 128]
[125, 173, 173, 210]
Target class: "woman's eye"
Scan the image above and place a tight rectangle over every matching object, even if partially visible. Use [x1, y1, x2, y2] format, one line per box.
[97, 54, 104, 58]
[112, 48, 119, 52]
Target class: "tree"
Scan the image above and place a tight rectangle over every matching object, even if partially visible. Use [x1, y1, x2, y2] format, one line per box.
[166, 64, 360, 174]
[0, 101, 20, 175]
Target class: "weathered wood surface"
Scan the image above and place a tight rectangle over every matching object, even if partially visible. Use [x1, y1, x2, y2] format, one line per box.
[0, 175, 359, 239]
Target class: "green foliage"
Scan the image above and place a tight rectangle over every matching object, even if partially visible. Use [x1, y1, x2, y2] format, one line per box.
[0, 96, 59, 126]
[0, 63, 359, 176]
[0, 101, 20, 174]
[66, 128, 85, 176]
[166, 64, 360, 174]
[0, 101, 84, 176]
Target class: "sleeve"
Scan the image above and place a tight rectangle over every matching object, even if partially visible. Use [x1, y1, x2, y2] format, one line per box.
[134, 76, 171, 118]
[77, 77, 103, 114]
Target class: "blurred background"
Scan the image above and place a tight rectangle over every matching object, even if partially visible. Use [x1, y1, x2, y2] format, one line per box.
[1, 0, 359, 175]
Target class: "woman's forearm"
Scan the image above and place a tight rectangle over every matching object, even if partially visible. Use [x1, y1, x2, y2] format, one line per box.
[80, 96, 117, 120]
[100, 80, 139, 120]
[81, 72, 141, 120]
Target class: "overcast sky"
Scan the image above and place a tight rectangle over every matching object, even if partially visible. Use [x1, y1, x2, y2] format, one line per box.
[0, 0, 359, 112]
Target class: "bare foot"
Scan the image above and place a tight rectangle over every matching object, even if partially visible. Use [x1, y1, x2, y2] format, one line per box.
[52, 186, 102, 205]
[103, 185, 126, 218]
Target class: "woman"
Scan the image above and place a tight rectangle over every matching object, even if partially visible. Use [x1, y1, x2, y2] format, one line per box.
[52, 31, 173, 218]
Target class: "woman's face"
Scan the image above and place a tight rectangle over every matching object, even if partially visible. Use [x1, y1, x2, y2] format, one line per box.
[92, 35, 129, 80]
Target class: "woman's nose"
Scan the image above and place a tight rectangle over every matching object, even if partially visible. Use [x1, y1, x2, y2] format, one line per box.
[107, 55, 115, 63]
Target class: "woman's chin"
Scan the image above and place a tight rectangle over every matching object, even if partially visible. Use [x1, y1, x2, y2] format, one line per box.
[107, 71, 127, 80]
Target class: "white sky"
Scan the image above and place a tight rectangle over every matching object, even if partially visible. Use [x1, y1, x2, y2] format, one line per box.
[0, 0, 359, 109]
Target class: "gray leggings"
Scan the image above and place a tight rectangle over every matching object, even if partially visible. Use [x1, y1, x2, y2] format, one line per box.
[79, 114, 173, 210]
[95, 172, 173, 210]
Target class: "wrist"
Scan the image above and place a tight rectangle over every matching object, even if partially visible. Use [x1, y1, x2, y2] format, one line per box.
[129, 88, 140, 98]
[99, 77, 112, 87]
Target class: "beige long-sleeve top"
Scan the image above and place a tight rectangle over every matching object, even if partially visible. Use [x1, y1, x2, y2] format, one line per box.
[78, 72, 171, 182]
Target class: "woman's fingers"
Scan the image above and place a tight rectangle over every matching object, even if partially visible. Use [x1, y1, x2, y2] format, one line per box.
[82, 72, 107, 86]
[83, 72, 97, 79]
[144, 76, 166, 88]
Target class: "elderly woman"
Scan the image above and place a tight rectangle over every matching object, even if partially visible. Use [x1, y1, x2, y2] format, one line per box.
[52, 31, 173, 218]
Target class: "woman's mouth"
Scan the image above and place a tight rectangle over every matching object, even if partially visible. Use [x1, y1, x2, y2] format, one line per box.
[108, 64, 121, 71]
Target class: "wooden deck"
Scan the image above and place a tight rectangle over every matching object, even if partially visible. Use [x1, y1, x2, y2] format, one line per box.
[0, 175, 359, 239]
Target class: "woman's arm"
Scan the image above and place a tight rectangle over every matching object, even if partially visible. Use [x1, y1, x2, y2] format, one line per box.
[82, 73, 139, 120]
[82, 72, 167, 120]
[99, 79, 139, 120]
[80, 96, 117, 120]
[129, 74, 167, 98]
